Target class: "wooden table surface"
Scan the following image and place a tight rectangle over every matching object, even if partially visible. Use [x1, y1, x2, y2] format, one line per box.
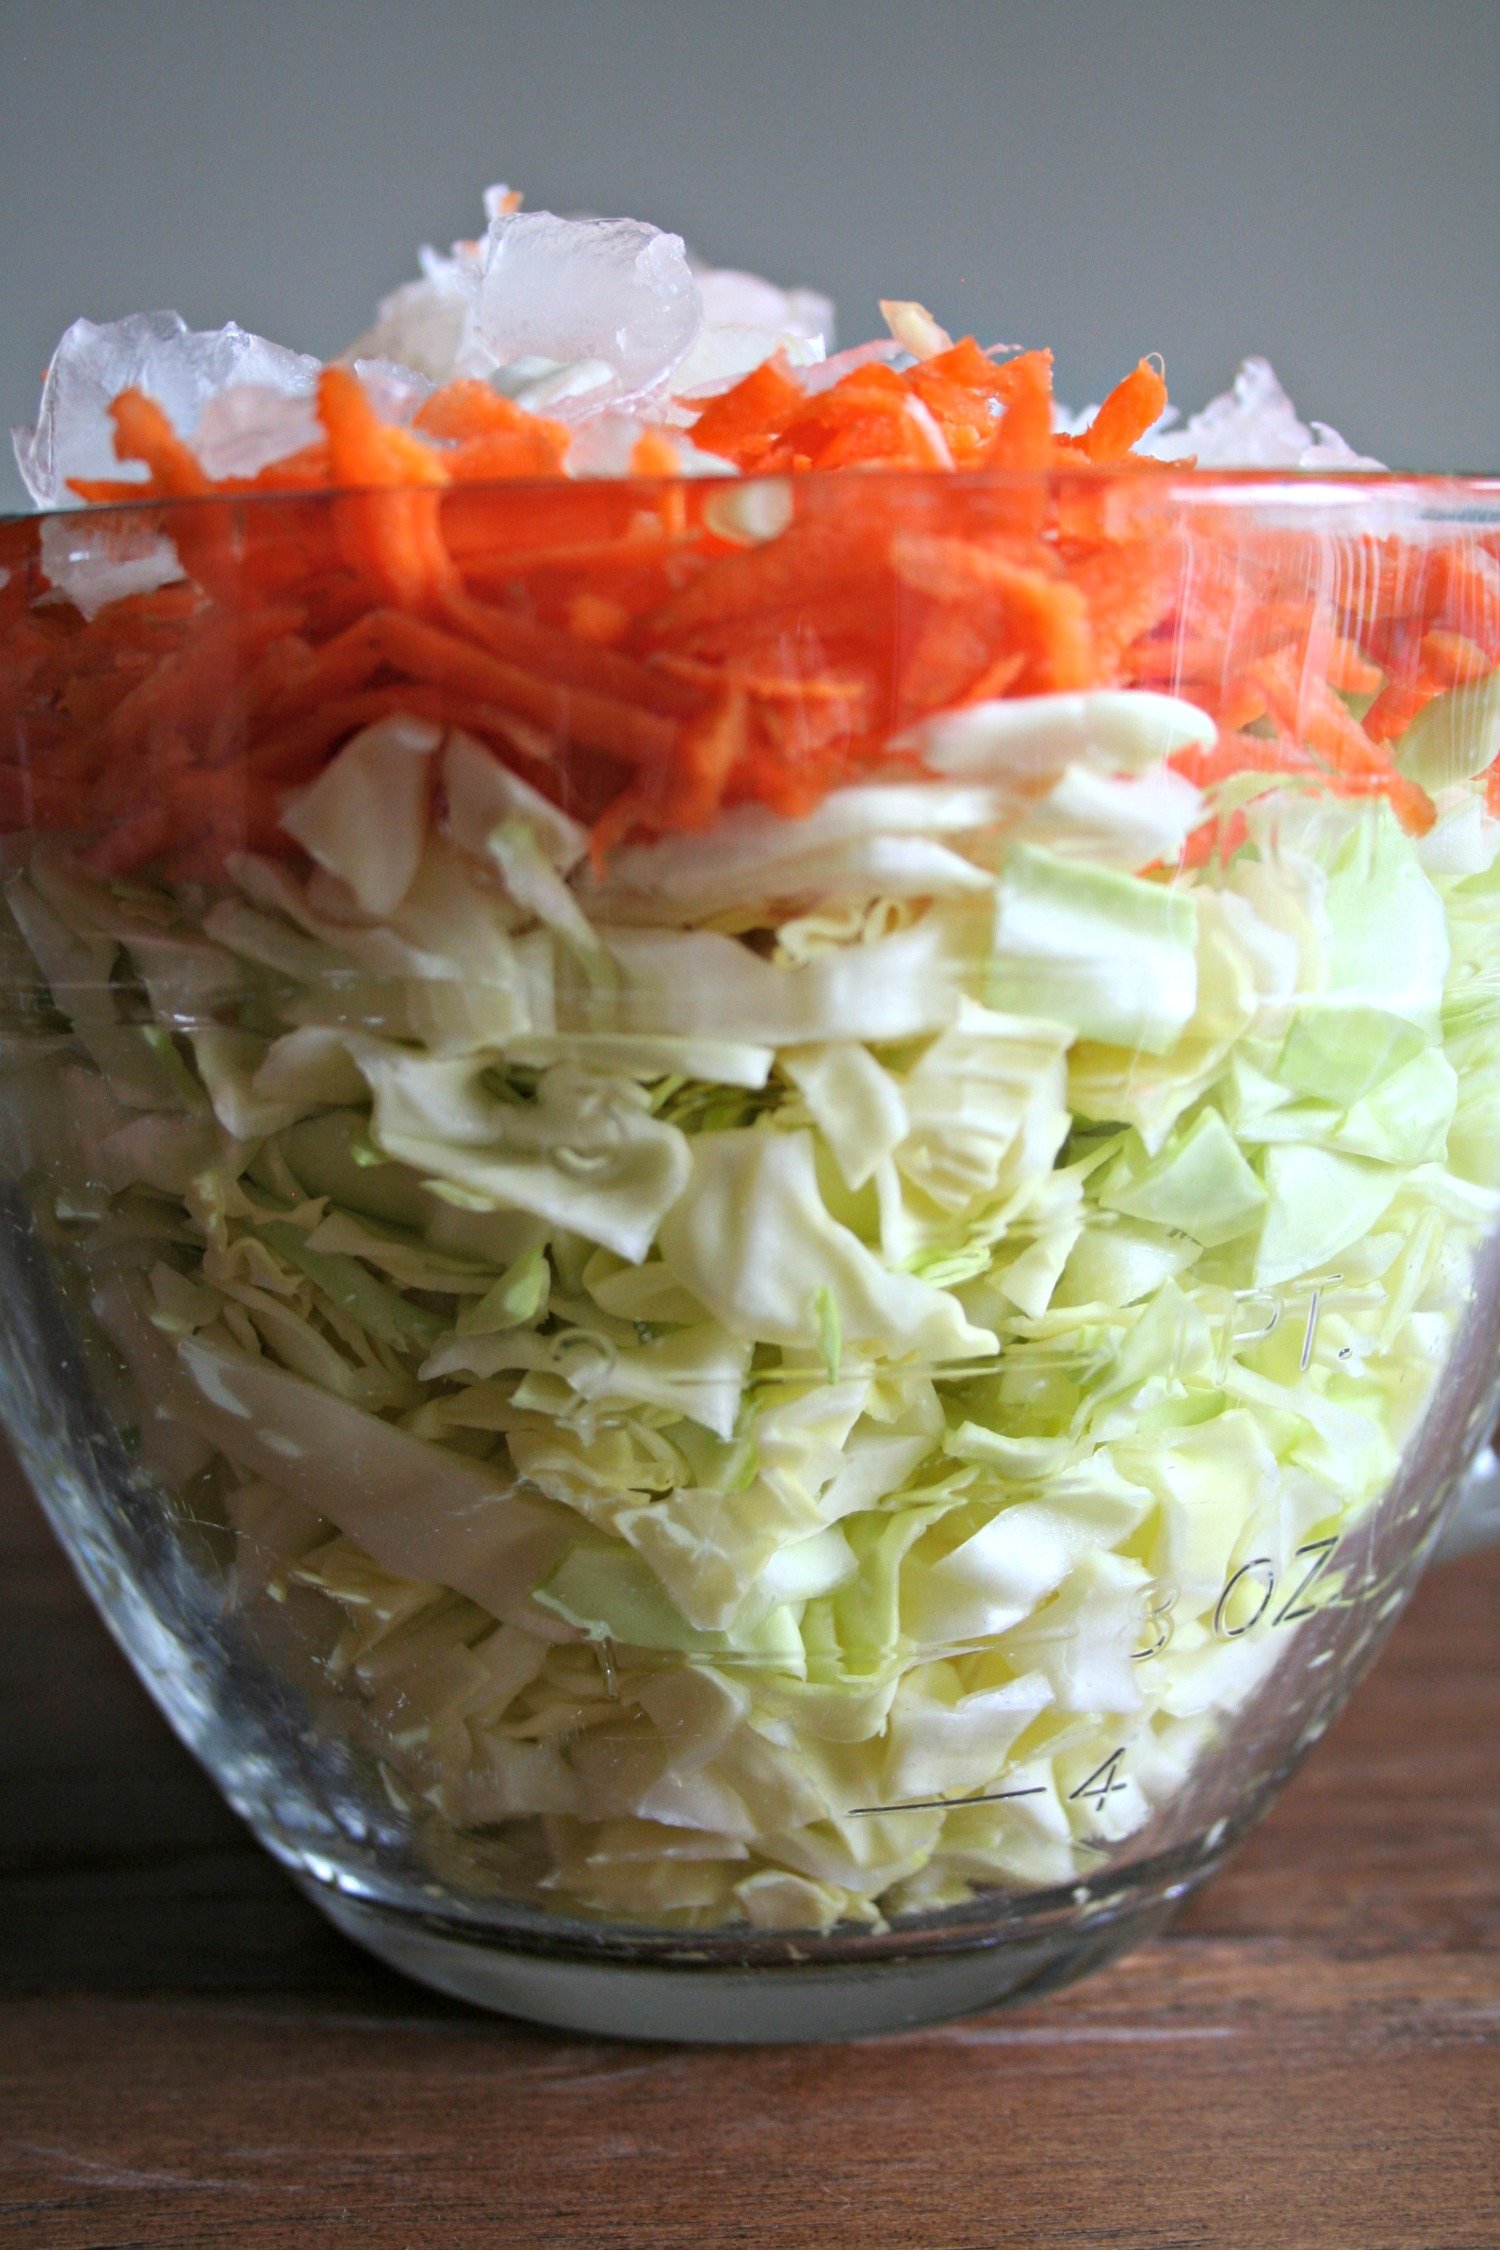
[3, 1444, 1497, 2250]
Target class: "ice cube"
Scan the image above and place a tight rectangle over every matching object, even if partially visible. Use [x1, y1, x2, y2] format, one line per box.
[496, 356, 616, 417]
[345, 251, 491, 386]
[349, 358, 434, 425]
[344, 187, 515, 385]
[12, 310, 319, 508]
[1297, 417, 1385, 472]
[1153, 357, 1383, 470]
[470, 211, 703, 404]
[670, 323, 825, 399]
[658, 260, 832, 400]
[693, 265, 833, 347]
[194, 383, 321, 479]
[38, 511, 185, 620]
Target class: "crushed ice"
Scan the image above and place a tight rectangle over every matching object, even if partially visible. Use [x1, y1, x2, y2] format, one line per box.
[471, 211, 701, 403]
[14, 310, 319, 508]
[13, 185, 1385, 522]
[193, 384, 321, 480]
[346, 245, 482, 387]
[1132, 355, 1384, 471]
[37, 511, 185, 619]
[349, 195, 833, 412]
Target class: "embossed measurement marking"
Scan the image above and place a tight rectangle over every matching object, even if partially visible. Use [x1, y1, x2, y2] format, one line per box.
[1214, 1556, 1278, 1639]
[1274, 1535, 1340, 1625]
[1130, 1580, 1178, 1661]
[1068, 1749, 1128, 1810]
[1213, 1536, 1341, 1640]
[849, 1785, 1047, 1817]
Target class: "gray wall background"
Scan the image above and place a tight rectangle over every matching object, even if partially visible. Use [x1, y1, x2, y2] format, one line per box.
[2, 0, 1496, 510]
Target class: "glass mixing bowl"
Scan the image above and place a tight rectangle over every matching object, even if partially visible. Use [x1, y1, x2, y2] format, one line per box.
[1, 467, 1497, 2040]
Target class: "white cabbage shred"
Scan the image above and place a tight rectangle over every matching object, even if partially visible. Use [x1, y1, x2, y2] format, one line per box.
[7, 683, 1500, 1934]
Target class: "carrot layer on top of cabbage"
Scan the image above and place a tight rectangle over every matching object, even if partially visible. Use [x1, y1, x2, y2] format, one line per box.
[4, 187, 1499, 1932]
[9, 191, 1492, 887]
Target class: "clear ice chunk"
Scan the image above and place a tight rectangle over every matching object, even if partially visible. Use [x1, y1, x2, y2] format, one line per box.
[670, 323, 825, 399]
[349, 358, 435, 425]
[693, 265, 833, 346]
[345, 248, 490, 386]
[38, 511, 185, 620]
[345, 184, 513, 384]
[470, 212, 703, 404]
[346, 197, 829, 411]
[194, 384, 321, 479]
[1147, 356, 1383, 470]
[13, 310, 320, 508]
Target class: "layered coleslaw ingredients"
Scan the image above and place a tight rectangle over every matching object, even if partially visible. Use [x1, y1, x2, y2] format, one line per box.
[6, 683, 1500, 1928]
[4, 185, 1499, 1932]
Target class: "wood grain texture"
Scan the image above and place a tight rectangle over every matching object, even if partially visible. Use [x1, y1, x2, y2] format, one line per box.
[2, 1445, 1497, 2250]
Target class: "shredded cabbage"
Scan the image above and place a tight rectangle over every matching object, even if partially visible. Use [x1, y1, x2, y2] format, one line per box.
[9, 685, 1500, 1935]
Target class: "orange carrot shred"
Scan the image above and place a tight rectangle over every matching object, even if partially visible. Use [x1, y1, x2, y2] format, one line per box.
[1077, 359, 1169, 465]
[630, 430, 680, 478]
[977, 350, 1056, 474]
[688, 358, 806, 469]
[7, 334, 1473, 883]
[106, 391, 211, 498]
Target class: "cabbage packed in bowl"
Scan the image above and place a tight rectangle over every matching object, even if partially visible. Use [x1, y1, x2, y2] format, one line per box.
[6, 664, 1500, 1930]
[3, 195, 1499, 1941]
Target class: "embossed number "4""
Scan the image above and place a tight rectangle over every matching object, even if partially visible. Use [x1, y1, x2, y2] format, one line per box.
[1069, 1749, 1128, 1812]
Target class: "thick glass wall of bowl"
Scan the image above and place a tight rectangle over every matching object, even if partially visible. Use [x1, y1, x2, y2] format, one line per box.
[0, 475, 1497, 1972]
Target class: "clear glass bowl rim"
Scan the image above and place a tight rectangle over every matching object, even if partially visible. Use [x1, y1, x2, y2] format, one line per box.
[5, 462, 1500, 534]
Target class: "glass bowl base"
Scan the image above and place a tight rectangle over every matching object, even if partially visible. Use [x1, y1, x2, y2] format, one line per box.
[300, 1873, 1195, 2043]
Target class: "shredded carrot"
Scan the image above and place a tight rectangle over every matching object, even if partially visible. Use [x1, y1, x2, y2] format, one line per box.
[414, 380, 564, 452]
[891, 535, 1094, 694]
[439, 589, 701, 716]
[364, 609, 680, 767]
[1433, 547, 1500, 659]
[977, 351, 1056, 474]
[629, 430, 680, 478]
[101, 392, 211, 500]
[3, 335, 1472, 874]
[688, 358, 806, 470]
[1364, 628, 1494, 741]
[66, 476, 158, 505]
[316, 367, 444, 493]
[313, 367, 459, 609]
[907, 341, 1014, 464]
[1363, 675, 1434, 744]
[1419, 628, 1493, 687]
[1178, 809, 1250, 870]
[590, 689, 749, 864]
[1324, 634, 1385, 698]
[1171, 731, 1323, 789]
[1071, 359, 1169, 465]
[567, 591, 631, 644]
[768, 364, 930, 473]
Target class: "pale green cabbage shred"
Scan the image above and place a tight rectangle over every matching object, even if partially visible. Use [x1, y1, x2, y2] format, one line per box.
[7, 685, 1500, 1935]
